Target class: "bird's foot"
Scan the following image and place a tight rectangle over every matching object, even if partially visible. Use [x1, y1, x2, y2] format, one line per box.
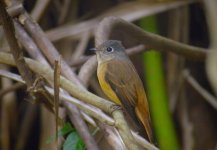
[110, 104, 122, 114]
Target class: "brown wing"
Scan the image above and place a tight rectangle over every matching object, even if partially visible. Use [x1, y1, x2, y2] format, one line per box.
[103, 59, 153, 141]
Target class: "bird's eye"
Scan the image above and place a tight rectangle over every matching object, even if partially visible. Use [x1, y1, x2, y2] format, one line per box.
[106, 47, 114, 52]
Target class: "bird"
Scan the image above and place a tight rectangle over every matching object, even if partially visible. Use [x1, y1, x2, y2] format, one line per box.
[94, 40, 153, 142]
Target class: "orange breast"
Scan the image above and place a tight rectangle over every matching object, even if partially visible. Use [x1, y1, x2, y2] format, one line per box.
[97, 62, 122, 105]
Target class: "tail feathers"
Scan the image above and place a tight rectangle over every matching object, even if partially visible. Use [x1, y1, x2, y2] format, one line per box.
[143, 118, 153, 143]
[135, 108, 153, 143]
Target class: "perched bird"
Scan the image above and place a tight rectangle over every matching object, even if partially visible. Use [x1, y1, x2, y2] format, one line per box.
[94, 40, 153, 142]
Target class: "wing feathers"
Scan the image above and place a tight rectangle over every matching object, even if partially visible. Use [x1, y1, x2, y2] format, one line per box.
[98, 59, 153, 142]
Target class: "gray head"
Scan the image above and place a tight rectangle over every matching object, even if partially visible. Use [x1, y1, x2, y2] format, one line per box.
[95, 40, 127, 64]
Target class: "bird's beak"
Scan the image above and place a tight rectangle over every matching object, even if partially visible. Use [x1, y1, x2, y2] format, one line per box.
[89, 47, 99, 54]
[89, 48, 97, 51]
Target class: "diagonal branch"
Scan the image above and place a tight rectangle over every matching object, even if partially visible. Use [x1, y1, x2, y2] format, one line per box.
[0, 0, 35, 88]
[45, 0, 198, 42]
[95, 16, 207, 60]
[19, 11, 84, 87]
[183, 70, 217, 111]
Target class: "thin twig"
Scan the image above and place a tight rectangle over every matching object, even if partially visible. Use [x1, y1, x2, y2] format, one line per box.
[132, 132, 159, 150]
[70, 31, 90, 62]
[178, 89, 194, 150]
[58, 0, 71, 24]
[0, 69, 25, 83]
[30, 0, 51, 21]
[167, 6, 188, 112]
[64, 102, 99, 150]
[54, 59, 61, 143]
[96, 122, 126, 150]
[47, 88, 115, 126]
[78, 56, 97, 87]
[183, 70, 217, 111]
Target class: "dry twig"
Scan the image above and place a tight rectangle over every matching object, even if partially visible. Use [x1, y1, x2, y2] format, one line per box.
[183, 70, 217, 111]
[204, 0, 217, 96]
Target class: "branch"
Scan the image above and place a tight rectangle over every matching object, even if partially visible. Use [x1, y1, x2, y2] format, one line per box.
[14, 21, 49, 65]
[183, 70, 217, 111]
[30, 0, 51, 21]
[19, 11, 83, 87]
[0, 1, 35, 88]
[78, 56, 97, 87]
[45, 0, 197, 42]
[0, 68, 159, 150]
[95, 16, 207, 60]
[204, 0, 217, 96]
[0, 52, 158, 150]
[70, 32, 90, 62]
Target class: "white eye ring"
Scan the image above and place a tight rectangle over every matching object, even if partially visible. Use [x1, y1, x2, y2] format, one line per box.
[106, 47, 114, 52]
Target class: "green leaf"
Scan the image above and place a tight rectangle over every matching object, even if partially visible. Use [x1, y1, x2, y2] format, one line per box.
[46, 122, 74, 144]
[58, 122, 75, 136]
[76, 139, 85, 150]
[63, 132, 85, 150]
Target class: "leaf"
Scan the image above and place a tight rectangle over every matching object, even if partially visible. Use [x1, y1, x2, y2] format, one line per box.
[63, 132, 85, 150]
[58, 122, 75, 136]
[76, 139, 85, 150]
[46, 122, 74, 144]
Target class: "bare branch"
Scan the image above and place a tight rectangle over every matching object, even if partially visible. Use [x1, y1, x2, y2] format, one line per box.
[31, 0, 51, 21]
[204, 0, 217, 96]
[95, 16, 207, 60]
[183, 70, 217, 111]
[46, 0, 197, 42]
[0, 1, 35, 88]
